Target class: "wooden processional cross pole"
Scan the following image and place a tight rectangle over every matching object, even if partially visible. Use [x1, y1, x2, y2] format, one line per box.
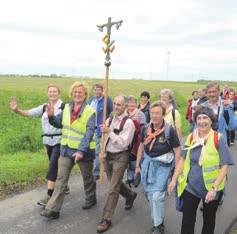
[97, 17, 123, 182]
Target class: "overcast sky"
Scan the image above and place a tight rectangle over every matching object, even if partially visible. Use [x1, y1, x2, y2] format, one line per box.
[0, 0, 236, 81]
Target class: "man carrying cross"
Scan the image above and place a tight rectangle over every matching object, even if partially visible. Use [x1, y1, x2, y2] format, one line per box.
[97, 95, 137, 233]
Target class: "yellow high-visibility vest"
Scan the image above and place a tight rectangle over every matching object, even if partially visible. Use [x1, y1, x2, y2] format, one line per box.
[177, 131, 225, 197]
[61, 104, 96, 150]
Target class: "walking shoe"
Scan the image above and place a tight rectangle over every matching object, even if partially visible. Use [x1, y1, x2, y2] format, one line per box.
[37, 194, 50, 207]
[65, 185, 70, 195]
[40, 209, 59, 219]
[81, 200, 97, 210]
[97, 219, 112, 233]
[125, 192, 137, 210]
[151, 223, 164, 234]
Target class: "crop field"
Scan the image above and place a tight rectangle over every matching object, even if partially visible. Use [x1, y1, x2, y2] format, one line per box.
[0, 76, 236, 198]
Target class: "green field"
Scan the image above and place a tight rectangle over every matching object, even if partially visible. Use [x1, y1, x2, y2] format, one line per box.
[0, 76, 236, 198]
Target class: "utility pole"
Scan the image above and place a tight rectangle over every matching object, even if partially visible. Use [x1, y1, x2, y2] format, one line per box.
[97, 17, 123, 182]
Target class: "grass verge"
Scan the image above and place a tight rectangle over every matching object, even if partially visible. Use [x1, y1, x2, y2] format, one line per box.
[0, 150, 80, 200]
[0, 150, 48, 199]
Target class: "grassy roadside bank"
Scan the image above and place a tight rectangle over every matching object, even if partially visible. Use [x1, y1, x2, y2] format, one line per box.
[0, 150, 80, 200]
[0, 151, 48, 199]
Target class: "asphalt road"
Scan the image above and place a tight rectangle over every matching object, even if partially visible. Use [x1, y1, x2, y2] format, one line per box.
[0, 144, 237, 234]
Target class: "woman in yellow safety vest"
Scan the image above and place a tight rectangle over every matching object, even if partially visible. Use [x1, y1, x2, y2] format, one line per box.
[40, 81, 97, 219]
[168, 105, 234, 234]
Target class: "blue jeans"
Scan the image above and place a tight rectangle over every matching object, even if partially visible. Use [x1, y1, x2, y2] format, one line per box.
[141, 154, 172, 193]
[147, 191, 166, 226]
[93, 136, 101, 176]
[141, 152, 172, 227]
[127, 160, 136, 182]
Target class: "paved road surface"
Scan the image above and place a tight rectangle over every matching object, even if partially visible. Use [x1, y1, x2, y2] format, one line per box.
[0, 144, 237, 234]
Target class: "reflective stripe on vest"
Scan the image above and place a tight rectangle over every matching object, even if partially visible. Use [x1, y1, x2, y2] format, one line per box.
[61, 104, 96, 149]
[177, 131, 225, 197]
[203, 165, 220, 173]
[62, 124, 85, 135]
[61, 135, 83, 142]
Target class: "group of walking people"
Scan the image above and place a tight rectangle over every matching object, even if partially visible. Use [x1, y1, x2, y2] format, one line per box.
[10, 81, 234, 234]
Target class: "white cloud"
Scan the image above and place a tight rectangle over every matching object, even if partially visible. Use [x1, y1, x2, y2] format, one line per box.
[0, 0, 236, 80]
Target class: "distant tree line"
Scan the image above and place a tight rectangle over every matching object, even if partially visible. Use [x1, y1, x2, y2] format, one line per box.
[197, 80, 236, 85]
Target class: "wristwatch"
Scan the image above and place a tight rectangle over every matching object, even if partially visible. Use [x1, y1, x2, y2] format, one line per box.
[212, 186, 217, 192]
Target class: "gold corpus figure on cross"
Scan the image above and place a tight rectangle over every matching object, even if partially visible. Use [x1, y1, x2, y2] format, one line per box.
[97, 17, 123, 182]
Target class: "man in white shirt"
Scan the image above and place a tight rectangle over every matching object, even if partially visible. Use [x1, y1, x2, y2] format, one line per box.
[97, 95, 137, 233]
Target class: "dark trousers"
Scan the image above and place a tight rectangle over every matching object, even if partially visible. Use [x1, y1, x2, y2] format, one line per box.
[226, 130, 235, 146]
[45, 144, 60, 181]
[102, 151, 134, 220]
[226, 130, 230, 147]
[46, 156, 96, 212]
[181, 190, 219, 234]
[230, 130, 235, 143]
[224, 110, 230, 146]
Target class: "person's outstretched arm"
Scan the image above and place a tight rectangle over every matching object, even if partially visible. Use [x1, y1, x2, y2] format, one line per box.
[10, 97, 29, 117]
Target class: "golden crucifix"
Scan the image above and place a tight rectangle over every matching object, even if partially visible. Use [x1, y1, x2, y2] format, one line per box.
[97, 17, 123, 182]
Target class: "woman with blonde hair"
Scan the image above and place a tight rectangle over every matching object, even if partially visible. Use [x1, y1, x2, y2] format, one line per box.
[40, 81, 97, 219]
[159, 89, 182, 141]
